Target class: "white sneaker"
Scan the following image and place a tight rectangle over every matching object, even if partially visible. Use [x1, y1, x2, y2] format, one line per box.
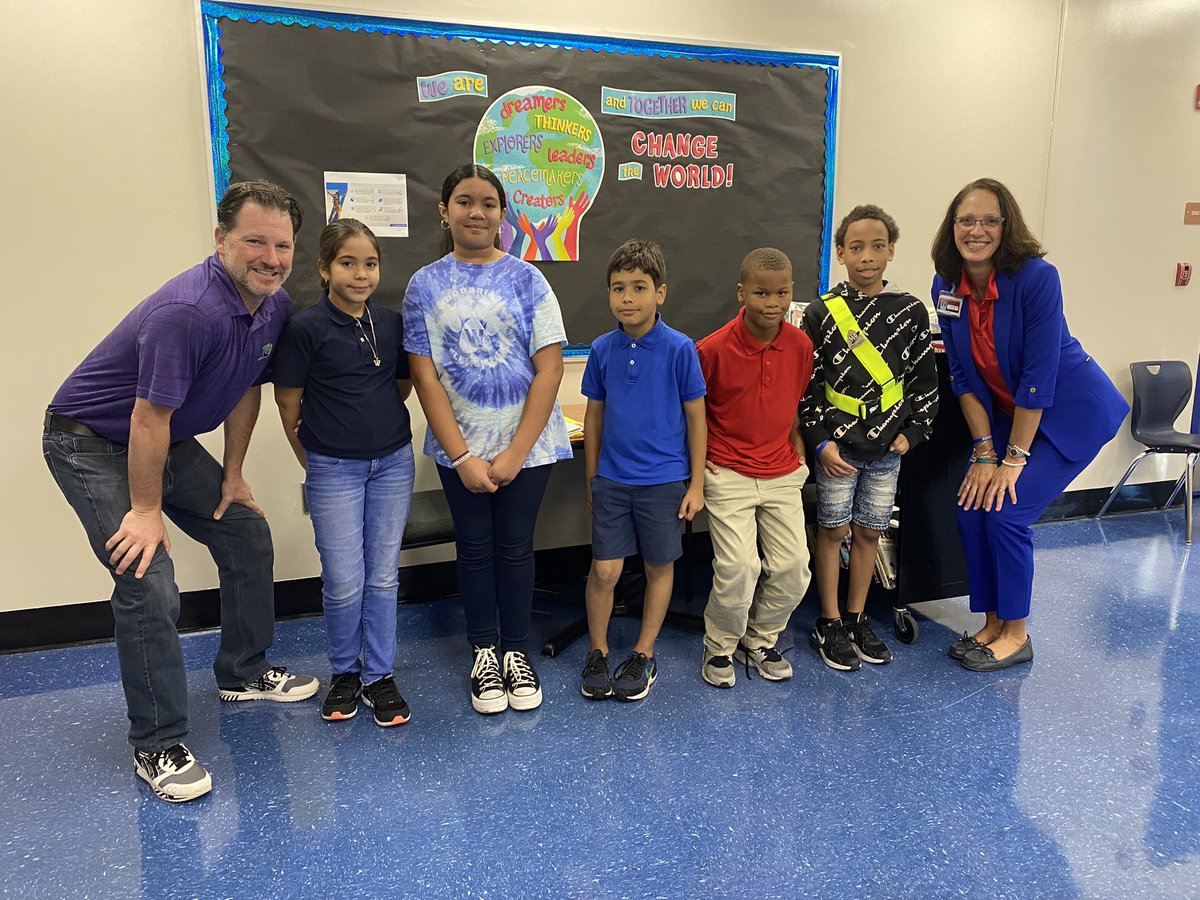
[701, 650, 736, 688]
[134, 743, 212, 803]
[502, 650, 543, 711]
[218, 666, 320, 702]
[734, 643, 794, 681]
[470, 646, 509, 714]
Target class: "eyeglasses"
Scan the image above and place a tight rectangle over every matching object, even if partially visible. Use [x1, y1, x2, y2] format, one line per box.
[954, 215, 1005, 230]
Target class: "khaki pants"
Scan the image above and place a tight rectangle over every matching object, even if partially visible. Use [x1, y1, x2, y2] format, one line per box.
[703, 464, 810, 656]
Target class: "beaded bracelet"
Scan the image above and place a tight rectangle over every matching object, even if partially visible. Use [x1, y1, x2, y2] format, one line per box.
[1001, 459, 1028, 468]
[450, 451, 473, 469]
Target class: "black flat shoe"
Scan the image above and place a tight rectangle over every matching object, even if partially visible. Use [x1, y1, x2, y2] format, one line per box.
[948, 632, 985, 660]
[960, 636, 1034, 672]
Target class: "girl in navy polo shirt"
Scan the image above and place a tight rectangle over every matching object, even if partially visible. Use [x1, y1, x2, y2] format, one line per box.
[403, 165, 571, 715]
[273, 219, 416, 726]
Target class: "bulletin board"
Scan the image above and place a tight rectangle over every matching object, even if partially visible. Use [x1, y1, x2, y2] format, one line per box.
[201, 2, 839, 348]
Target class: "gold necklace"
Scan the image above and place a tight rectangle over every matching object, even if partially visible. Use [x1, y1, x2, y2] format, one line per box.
[355, 305, 381, 367]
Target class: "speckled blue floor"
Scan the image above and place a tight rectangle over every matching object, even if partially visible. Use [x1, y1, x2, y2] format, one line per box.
[2, 507, 1198, 899]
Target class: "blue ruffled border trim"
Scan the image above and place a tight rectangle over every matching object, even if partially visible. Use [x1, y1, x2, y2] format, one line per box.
[200, 1, 841, 339]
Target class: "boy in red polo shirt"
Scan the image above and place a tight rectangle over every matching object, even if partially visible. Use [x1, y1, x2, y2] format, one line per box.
[697, 247, 814, 688]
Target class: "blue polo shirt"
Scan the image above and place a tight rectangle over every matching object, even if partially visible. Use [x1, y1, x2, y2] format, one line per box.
[581, 315, 706, 485]
[50, 254, 292, 444]
[272, 296, 412, 459]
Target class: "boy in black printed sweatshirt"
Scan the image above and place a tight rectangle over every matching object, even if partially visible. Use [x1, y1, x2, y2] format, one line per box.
[799, 204, 938, 672]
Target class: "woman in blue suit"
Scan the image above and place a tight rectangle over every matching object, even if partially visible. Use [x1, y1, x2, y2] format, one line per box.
[931, 178, 1128, 671]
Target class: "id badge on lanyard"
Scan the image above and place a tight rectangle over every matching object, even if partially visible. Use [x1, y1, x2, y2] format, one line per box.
[936, 291, 963, 319]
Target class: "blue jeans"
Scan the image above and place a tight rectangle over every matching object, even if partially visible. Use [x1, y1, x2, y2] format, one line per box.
[305, 444, 415, 684]
[437, 463, 554, 653]
[814, 450, 901, 531]
[42, 430, 276, 752]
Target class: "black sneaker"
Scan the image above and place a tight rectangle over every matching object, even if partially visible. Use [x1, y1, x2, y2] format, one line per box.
[470, 645, 508, 715]
[502, 650, 543, 711]
[612, 651, 657, 701]
[134, 743, 212, 803]
[361, 676, 411, 727]
[846, 613, 894, 664]
[809, 618, 862, 671]
[580, 649, 613, 700]
[321, 672, 362, 721]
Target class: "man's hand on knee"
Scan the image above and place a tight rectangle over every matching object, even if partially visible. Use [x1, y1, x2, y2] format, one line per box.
[213, 474, 265, 520]
[106, 509, 172, 579]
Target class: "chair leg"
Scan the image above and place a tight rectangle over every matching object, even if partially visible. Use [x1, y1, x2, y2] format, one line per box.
[1186, 452, 1195, 546]
[1097, 451, 1153, 519]
[1162, 454, 1199, 509]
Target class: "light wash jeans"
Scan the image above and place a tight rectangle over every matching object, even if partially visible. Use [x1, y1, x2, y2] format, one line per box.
[304, 443, 415, 684]
[43, 430, 276, 751]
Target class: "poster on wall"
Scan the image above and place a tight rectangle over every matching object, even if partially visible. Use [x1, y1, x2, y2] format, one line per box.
[323, 171, 409, 236]
[202, 3, 839, 347]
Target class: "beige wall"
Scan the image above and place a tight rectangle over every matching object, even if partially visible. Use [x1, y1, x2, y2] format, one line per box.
[4, 0, 1198, 612]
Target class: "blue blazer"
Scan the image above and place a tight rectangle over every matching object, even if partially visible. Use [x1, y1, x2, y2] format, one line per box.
[933, 258, 1129, 462]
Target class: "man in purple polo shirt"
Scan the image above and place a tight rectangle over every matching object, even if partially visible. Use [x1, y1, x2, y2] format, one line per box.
[43, 181, 319, 804]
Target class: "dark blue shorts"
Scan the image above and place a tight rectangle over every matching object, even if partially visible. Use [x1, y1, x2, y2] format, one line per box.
[590, 476, 687, 564]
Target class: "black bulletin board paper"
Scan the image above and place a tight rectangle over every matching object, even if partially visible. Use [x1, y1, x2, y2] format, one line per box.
[204, 4, 839, 347]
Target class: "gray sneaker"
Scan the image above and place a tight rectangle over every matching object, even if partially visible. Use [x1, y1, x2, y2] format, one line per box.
[701, 650, 736, 688]
[734, 643, 793, 681]
[218, 666, 320, 702]
[134, 743, 212, 803]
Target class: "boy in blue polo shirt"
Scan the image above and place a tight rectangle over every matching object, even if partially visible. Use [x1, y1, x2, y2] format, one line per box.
[579, 240, 707, 701]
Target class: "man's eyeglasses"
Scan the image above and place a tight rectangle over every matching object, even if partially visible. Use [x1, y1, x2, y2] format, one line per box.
[954, 215, 1005, 230]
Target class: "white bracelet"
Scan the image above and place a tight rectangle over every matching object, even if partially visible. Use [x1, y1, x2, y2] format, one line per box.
[450, 451, 473, 469]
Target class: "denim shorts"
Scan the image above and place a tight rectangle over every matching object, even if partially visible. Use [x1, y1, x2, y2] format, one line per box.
[591, 476, 687, 564]
[814, 450, 900, 531]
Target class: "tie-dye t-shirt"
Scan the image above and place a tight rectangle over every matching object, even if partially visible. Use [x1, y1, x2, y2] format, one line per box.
[402, 253, 573, 468]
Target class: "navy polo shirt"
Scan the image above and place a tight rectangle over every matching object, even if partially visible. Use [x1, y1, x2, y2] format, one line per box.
[581, 315, 706, 485]
[272, 296, 412, 459]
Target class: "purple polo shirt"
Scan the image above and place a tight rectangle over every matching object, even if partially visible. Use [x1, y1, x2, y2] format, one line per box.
[50, 255, 292, 443]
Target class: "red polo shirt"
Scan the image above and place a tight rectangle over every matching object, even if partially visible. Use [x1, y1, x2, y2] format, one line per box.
[697, 308, 814, 478]
[956, 271, 1016, 417]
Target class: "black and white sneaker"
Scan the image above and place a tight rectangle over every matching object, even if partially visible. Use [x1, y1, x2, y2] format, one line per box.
[503, 650, 543, 711]
[134, 743, 212, 803]
[846, 613, 893, 664]
[809, 618, 862, 671]
[321, 672, 362, 721]
[470, 646, 509, 715]
[361, 676, 411, 727]
[218, 666, 320, 702]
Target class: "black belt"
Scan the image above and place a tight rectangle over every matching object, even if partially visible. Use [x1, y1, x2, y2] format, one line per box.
[44, 410, 105, 440]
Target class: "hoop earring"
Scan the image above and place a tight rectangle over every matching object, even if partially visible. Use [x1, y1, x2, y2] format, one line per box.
[439, 220, 450, 230]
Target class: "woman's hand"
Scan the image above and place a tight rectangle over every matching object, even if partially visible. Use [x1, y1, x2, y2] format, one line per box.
[456, 456, 497, 494]
[983, 463, 1023, 511]
[487, 447, 525, 487]
[957, 461, 997, 510]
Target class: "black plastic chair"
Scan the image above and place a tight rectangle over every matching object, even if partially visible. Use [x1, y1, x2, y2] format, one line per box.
[400, 490, 456, 551]
[1097, 361, 1200, 544]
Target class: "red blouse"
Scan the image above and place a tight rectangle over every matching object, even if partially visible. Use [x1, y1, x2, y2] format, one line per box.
[956, 270, 1016, 418]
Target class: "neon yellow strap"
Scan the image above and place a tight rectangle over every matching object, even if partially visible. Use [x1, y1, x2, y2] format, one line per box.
[823, 294, 903, 418]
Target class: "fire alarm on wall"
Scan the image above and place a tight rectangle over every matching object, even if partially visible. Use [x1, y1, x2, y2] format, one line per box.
[1177, 263, 1193, 287]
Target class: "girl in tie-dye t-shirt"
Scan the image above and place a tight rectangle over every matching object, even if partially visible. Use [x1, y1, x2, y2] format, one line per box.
[404, 164, 571, 717]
